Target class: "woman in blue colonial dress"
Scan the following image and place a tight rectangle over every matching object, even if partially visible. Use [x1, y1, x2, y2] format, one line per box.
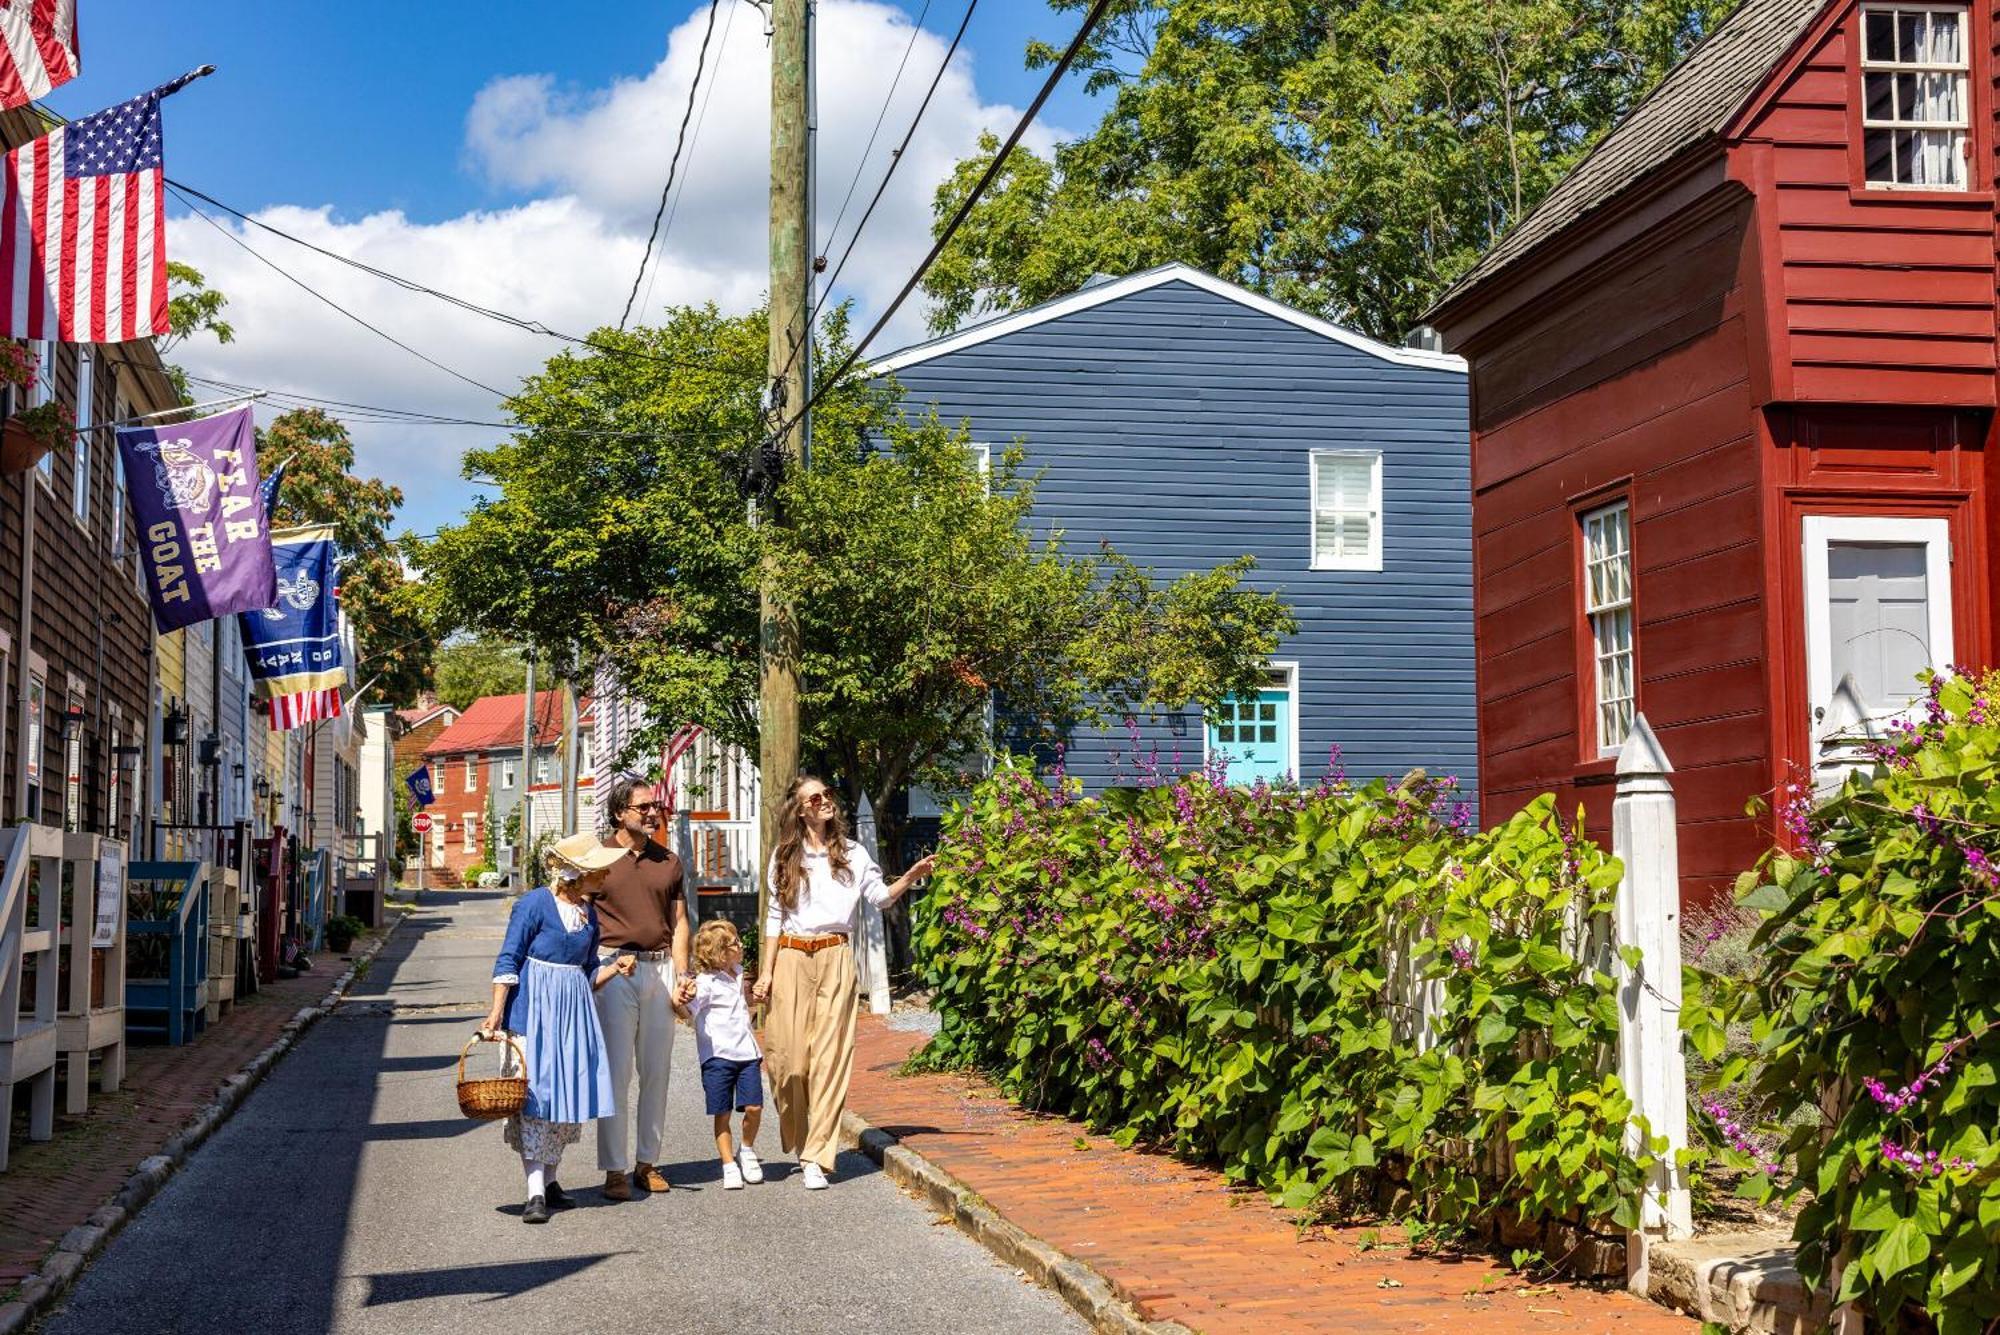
[478, 832, 631, 1224]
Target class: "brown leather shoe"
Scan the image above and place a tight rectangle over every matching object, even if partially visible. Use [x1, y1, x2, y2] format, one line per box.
[602, 1170, 632, 1202]
[633, 1162, 670, 1192]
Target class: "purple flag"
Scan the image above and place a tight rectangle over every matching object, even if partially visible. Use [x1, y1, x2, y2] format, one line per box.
[115, 405, 277, 633]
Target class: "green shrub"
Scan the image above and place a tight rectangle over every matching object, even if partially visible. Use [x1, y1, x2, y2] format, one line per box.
[324, 914, 366, 952]
[917, 758, 1654, 1233]
[1689, 670, 2000, 1329]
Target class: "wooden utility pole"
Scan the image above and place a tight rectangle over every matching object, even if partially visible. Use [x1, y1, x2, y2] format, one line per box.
[519, 649, 536, 878]
[759, 0, 811, 920]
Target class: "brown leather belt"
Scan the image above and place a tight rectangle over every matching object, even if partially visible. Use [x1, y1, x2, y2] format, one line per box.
[777, 932, 849, 955]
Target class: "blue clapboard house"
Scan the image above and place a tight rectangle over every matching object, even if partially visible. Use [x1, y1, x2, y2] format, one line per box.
[874, 264, 1478, 799]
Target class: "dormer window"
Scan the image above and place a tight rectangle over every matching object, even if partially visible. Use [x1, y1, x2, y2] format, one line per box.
[1862, 5, 1969, 189]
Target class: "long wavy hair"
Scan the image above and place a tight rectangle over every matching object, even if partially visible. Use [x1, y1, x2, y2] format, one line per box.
[772, 774, 851, 913]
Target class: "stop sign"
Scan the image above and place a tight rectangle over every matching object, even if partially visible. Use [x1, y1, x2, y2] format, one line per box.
[412, 812, 433, 834]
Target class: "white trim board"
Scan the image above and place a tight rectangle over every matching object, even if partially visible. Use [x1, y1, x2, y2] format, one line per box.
[872, 264, 1468, 376]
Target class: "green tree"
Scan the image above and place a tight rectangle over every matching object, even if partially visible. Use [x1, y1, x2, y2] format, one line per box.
[415, 306, 1294, 850]
[260, 408, 436, 707]
[432, 635, 528, 709]
[925, 0, 1741, 343]
[158, 261, 234, 404]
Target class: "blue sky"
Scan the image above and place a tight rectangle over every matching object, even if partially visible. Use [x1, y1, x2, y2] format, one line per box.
[49, 1, 1106, 534]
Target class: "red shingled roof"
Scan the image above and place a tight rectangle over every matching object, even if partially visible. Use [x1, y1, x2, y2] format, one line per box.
[425, 692, 593, 757]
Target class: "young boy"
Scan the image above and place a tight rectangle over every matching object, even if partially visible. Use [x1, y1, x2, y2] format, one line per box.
[684, 919, 764, 1189]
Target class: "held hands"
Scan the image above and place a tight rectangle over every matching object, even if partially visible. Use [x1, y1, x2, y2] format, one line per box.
[674, 976, 697, 1006]
[751, 979, 772, 1005]
[613, 954, 638, 978]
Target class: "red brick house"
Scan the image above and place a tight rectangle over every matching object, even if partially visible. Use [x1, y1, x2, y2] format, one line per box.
[421, 692, 593, 882]
[1429, 0, 1998, 903]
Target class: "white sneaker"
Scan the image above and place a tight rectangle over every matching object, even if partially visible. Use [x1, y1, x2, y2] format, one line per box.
[721, 1162, 744, 1190]
[737, 1147, 764, 1184]
[800, 1162, 829, 1190]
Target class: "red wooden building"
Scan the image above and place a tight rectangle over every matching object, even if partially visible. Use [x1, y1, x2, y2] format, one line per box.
[1429, 0, 1999, 903]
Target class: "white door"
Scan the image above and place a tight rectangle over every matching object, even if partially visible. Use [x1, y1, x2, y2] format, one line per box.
[429, 827, 446, 869]
[1802, 515, 1953, 788]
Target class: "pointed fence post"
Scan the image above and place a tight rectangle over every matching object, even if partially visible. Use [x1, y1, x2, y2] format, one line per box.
[853, 796, 891, 1016]
[1612, 714, 1693, 1272]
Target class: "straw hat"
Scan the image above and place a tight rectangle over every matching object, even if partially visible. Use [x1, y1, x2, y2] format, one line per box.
[547, 831, 624, 876]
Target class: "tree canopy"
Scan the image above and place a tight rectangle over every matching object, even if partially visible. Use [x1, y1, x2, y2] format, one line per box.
[432, 634, 529, 710]
[414, 306, 1295, 819]
[923, 0, 1742, 343]
[260, 408, 435, 707]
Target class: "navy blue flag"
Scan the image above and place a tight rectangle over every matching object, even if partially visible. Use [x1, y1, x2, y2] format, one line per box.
[258, 455, 287, 521]
[115, 405, 276, 633]
[405, 764, 435, 808]
[239, 525, 345, 730]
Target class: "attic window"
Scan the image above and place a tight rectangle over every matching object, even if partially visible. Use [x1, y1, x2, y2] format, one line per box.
[1861, 5, 1969, 190]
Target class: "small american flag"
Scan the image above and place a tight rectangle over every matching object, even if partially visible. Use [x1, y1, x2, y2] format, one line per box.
[270, 688, 343, 731]
[0, 1, 78, 111]
[2, 70, 202, 343]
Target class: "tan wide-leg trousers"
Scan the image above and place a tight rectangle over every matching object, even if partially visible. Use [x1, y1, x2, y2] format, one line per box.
[765, 941, 857, 1172]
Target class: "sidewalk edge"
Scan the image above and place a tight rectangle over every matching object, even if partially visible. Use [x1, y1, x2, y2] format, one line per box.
[0, 913, 409, 1335]
[838, 1107, 1195, 1335]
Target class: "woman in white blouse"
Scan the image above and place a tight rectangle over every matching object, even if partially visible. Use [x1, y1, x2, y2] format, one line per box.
[752, 774, 934, 1189]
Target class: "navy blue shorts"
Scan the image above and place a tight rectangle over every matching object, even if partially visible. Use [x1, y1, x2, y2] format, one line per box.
[701, 1057, 763, 1115]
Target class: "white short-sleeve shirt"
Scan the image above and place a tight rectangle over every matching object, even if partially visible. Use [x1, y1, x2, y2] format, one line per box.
[689, 968, 760, 1063]
[763, 840, 892, 939]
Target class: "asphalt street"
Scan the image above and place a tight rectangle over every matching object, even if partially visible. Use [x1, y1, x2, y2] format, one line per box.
[39, 887, 1085, 1335]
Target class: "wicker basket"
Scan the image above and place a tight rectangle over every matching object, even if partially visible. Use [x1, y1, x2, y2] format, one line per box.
[456, 1034, 528, 1121]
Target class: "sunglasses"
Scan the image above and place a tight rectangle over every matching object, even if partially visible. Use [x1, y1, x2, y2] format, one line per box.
[801, 791, 834, 808]
[624, 801, 662, 815]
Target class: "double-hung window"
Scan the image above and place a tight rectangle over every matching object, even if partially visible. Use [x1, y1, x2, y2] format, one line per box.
[1582, 502, 1636, 754]
[70, 349, 92, 527]
[29, 339, 53, 488]
[1862, 5, 1970, 189]
[1310, 449, 1383, 571]
[465, 757, 478, 792]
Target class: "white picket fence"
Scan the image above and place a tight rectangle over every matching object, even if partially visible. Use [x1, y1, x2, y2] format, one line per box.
[1384, 713, 1692, 1277]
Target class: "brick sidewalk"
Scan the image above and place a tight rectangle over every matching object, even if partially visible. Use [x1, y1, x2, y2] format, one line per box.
[847, 1015, 1696, 1334]
[0, 942, 373, 1295]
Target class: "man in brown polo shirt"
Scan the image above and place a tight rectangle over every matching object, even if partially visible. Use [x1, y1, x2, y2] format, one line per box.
[591, 774, 688, 1201]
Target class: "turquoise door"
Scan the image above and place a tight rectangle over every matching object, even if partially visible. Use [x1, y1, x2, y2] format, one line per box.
[1207, 686, 1292, 783]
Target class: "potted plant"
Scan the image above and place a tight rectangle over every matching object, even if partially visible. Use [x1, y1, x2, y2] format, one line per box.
[0, 340, 38, 394]
[0, 397, 73, 474]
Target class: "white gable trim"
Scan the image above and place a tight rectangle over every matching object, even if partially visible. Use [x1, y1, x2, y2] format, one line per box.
[871, 263, 1467, 375]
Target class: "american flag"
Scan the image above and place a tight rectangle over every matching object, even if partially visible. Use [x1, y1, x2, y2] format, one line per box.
[270, 688, 343, 731]
[0, 1, 79, 111]
[2, 70, 202, 343]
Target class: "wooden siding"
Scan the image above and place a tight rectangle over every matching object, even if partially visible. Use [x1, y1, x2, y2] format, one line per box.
[1464, 190, 1768, 906]
[1738, 6, 1999, 407]
[0, 344, 158, 833]
[885, 278, 1479, 796]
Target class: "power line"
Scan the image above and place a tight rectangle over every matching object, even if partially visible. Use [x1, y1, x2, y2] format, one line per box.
[164, 179, 760, 379]
[640, 0, 741, 321]
[772, 0, 1112, 451]
[168, 183, 513, 400]
[620, 0, 724, 331]
[802, 0, 975, 360]
[818, 0, 933, 262]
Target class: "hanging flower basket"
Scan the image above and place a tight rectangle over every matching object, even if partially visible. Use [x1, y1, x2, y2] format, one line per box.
[0, 341, 39, 394]
[0, 400, 75, 474]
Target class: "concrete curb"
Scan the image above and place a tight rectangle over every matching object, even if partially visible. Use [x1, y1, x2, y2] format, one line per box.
[0, 912, 409, 1335]
[1636, 1231, 1827, 1334]
[839, 1108, 1195, 1335]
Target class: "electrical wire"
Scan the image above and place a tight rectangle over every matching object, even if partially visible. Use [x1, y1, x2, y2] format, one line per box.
[167, 183, 512, 400]
[620, 0, 724, 331]
[770, 0, 1112, 451]
[163, 179, 761, 379]
[765, 0, 975, 402]
[639, 0, 741, 321]
[818, 0, 933, 262]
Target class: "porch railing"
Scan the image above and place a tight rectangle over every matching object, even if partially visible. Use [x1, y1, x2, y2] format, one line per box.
[0, 823, 59, 1170]
[55, 830, 127, 1117]
[125, 861, 212, 1046]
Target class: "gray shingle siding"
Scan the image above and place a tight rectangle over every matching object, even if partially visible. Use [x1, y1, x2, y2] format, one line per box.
[885, 277, 1479, 799]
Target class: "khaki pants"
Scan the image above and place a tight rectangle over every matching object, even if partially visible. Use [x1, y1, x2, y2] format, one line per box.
[765, 940, 857, 1172]
[593, 958, 675, 1174]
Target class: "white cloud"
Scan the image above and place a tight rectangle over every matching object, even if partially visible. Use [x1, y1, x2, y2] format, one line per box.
[166, 0, 1060, 537]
